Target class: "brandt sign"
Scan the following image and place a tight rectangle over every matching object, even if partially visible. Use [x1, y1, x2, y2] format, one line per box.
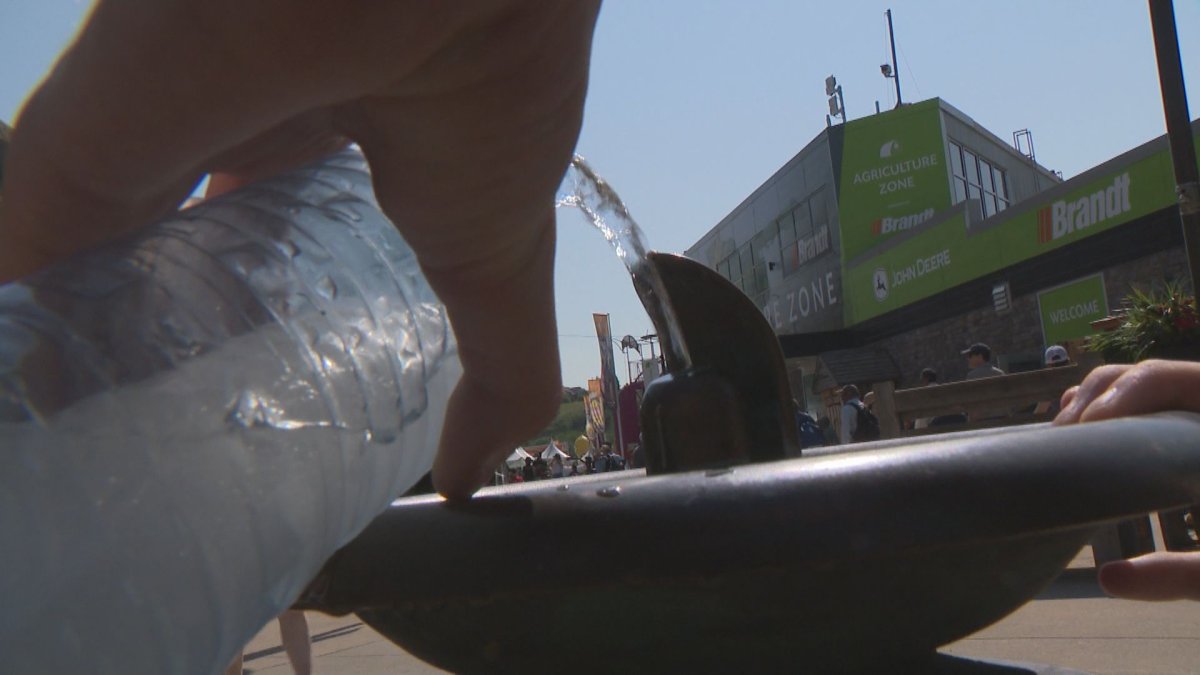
[1037, 174, 1131, 244]
[872, 207, 935, 236]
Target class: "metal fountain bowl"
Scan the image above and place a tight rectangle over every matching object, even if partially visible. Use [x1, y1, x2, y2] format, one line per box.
[297, 253, 1200, 674]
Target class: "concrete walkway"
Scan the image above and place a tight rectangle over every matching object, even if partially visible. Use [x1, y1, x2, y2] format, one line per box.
[241, 547, 1199, 674]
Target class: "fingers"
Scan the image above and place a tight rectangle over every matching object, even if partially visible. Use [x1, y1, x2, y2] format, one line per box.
[1054, 360, 1200, 425]
[1099, 552, 1200, 601]
[0, 0, 469, 282]
[339, 3, 599, 498]
[430, 216, 564, 500]
[1059, 385, 1079, 411]
[1053, 365, 1130, 425]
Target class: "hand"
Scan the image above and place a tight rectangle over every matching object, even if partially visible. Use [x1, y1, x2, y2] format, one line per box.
[0, 0, 602, 499]
[1053, 359, 1200, 601]
[1099, 552, 1200, 601]
[1053, 359, 1200, 426]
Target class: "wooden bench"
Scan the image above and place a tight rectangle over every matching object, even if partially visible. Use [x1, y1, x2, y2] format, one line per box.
[870, 361, 1097, 440]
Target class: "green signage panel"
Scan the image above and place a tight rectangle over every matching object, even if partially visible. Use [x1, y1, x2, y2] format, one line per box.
[843, 128, 1195, 326]
[837, 99, 952, 262]
[845, 209, 968, 321]
[1037, 274, 1109, 345]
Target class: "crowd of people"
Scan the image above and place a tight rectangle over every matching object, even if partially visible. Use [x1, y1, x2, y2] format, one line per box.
[503, 443, 635, 484]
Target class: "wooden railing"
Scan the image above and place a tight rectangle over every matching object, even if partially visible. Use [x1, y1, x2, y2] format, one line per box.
[870, 361, 1099, 440]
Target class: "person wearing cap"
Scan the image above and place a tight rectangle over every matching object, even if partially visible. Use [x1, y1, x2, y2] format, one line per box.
[911, 368, 938, 430]
[1044, 345, 1071, 368]
[962, 342, 1007, 421]
[1034, 345, 1073, 415]
[962, 342, 1006, 380]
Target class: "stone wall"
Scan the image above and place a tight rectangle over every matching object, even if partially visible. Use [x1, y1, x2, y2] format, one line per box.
[874, 246, 1192, 389]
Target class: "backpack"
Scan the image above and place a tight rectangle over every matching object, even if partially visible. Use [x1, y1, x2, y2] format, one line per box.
[796, 411, 825, 449]
[851, 400, 881, 442]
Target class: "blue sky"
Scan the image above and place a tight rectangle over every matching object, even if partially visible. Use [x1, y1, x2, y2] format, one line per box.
[2, 2, 1198, 389]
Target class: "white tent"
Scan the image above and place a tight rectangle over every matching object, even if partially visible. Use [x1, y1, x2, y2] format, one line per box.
[505, 447, 533, 469]
[541, 441, 569, 461]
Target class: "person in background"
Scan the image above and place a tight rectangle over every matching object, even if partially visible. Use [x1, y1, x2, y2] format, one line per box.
[817, 416, 838, 446]
[631, 443, 646, 469]
[919, 368, 939, 386]
[1034, 345, 1072, 415]
[794, 398, 824, 451]
[1044, 344, 1070, 369]
[961, 342, 1007, 421]
[594, 446, 611, 473]
[838, 385, 862, 444]
[912, 368, 938, 430]
[605, 445, 625, 471]
[962, 342, 1005, 380]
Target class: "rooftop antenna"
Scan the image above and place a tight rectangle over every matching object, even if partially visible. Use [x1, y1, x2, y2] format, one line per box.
[882, 9, 903, 108]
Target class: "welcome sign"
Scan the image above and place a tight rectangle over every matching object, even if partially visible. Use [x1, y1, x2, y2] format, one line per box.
[1037, 274, 1109, 345]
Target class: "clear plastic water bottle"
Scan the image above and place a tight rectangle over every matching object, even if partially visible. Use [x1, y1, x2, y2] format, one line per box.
[0, 148, 461, 673]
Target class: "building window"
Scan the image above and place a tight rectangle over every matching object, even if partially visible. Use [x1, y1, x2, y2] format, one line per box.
[715, 189, 833, 298]
[717, 241, 762, 299]
[949, 141, 1009, 216]
[779, 190, 830, 276]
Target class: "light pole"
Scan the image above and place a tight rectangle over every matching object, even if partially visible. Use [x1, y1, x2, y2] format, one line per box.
[883, 9, 903, 108]
[825, 75, 846, 126]
[1148, 0, 1200, 294]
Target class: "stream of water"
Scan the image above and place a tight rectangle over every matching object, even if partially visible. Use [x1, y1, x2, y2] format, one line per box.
[556, 155, 691, 369]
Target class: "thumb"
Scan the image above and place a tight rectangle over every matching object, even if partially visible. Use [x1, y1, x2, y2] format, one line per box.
[1098, 552, 1200, 601]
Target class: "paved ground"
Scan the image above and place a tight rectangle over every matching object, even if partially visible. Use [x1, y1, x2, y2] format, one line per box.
[240, 547, 1200, 675]
[241, 612, 440, 675]
[943, 575, 1200, 674]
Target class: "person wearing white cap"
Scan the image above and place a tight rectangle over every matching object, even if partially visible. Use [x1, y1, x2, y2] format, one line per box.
[1044, 345, 1071, 368]
[1034, 345, 1073, 414]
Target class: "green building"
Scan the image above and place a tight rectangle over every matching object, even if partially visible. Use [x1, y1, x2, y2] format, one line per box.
[684, 98, 1197, 414]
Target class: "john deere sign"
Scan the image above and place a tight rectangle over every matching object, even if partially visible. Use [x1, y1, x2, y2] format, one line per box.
[1037, 274, 1109, 345]
[837, 99, 952, 262]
